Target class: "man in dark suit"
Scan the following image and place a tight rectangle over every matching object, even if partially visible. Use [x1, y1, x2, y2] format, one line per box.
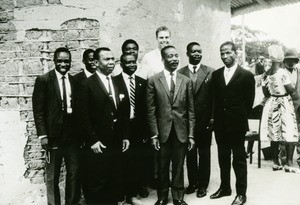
[74, 48, 96, 82]
[178, 42, 214, 198]
[114, 53, 148, 205]
[73, 48, 96, 203]
[210, 41, 255, 205]
[255, 56, 265, 75]
[32, 47, 81, 205]
[78, 47, 130, 205]
[147, 45, 195, 205]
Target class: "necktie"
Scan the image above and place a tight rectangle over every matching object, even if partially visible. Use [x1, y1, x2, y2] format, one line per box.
[129, 76, 135, 118]
[170, 72, 175, 101]
[193, 65, 197, 74]
[61, 76, 67, 113]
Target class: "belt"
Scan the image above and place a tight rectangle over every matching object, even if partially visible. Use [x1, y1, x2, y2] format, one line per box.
[271, 93, 288, 97]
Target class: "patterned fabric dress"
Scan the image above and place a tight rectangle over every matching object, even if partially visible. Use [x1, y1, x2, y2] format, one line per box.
[260, 68, 299, 142]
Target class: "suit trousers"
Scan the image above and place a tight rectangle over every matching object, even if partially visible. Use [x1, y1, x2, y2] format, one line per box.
[85, 146, 122, 204]
[45, 143, 80, 205]
[186, 129, 212, 189]
[215, 131, 247, 195]
[157, 126, 187, 201]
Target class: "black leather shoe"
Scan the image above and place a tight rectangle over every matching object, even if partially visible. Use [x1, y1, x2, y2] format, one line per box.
[154, 199, 168, 205]
[185, 185, 196, 194]
[138, 186, 149, 198]
[210, 188, 232, 199]
[173, 200, 188, 205]
[231, 195, 246, 205]
[196, 188, 207, 198]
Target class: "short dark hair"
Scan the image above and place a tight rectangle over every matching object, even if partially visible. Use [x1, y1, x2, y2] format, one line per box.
[53, 47, 71, 61]
[121, 39, 139, 53]
[187, 42, 200, 52]
[94, 47, 111, 60]
[220, 41, 237, 53]
[155, 26, 171, 38]
[120, 53, 136, 64]
[82, 49, 94, 61]
[161, 45, 176, 59]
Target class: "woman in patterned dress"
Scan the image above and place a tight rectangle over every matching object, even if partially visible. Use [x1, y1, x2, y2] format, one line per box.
[260, 45, 299, 171]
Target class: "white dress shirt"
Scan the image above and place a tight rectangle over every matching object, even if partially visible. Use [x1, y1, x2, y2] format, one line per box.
[163, 69, 177, 91]
[224, 63, 238, 85]
[188, 63, 201, 73]
[96, 71, 117, 107]
[122, 72, 135, 119]
[83, 68, 94, 78]
[55, 69, 72, 114]
[142, 48, 165, 78]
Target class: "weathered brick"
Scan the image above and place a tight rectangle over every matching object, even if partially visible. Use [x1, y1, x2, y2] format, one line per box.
[24, 84, 34, 95]
[61, 18, 80, 29]
[65, 30, 80, 40]
[25, 29, 43, 40]
[15, 0, 43, 8]
[0, 51, 17, 59]
[83, 19, 100, 29]
[0, 0, 14, 10]
[65, 40, 80, 50]
[0, 75, 18, 82]
[50, 30, 66, 41]
[0, 42, 19, 51]
[0, 60, 19, 75]
[19, 97, 32, 109]
[23, 60, 43, 75]
[48, 41, 67, 52]
[0, 97, 19, 109]
[22, 42, 43, 57]
[0, 22, 16, 32]
[0, 31, 17, 41]
[0, 11, 14, 22]
[0, 83, 19, 95]
[81, 29, 99, 39]
[81, 40, 100, 49]
[47, 0, 61, 4]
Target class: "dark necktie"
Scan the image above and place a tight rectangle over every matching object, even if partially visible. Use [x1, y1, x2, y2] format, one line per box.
[129, 76, 135, 118]
[62, 76, 67, 113]
[170, 72, 175, 101]
[193, 65, 197, 74]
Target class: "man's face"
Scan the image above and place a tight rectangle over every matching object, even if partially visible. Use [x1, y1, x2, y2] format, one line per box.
[121, 55, 137, 76]
[95, 51, 115, 76]
[162, 47, 179, 73]
[284, 58, 299, 70]
[83, 52, 97, 74]
[220, 44, 236, 68]
[54, 52, 71, 75]
[187, 44, 202, 65]
[157, 31, 171, 50]
[124, 43, 138, 59]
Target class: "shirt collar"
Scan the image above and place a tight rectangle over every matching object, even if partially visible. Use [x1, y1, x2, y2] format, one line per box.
[163, 69, 177, 78]
[83, 68, 94, 78]
[225, 63, 238, 72]
[96, 70, 111, 80]
[55, 69, 69, 80]
[122, 72, 135, 80]
[188, 63, 201, 73]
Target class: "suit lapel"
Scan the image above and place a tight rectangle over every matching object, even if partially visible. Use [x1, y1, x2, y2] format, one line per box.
[181, 66, 190, 78]
[173, 74, 182, 103]
[50, 70, 62, 102]
[219, 67, 226, 89]
[195, 65, 209, 93]
[158, 72, 171, 101]
[94, 73, 109, 96]
[227, 66, 241, 86]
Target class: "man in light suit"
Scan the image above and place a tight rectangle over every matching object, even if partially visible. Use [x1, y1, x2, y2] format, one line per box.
[178, 42, 214, 198]
[78, 47, 130, 205]
[32, 47, 81, 205]
[147, 45, 195, 205]
[114, 53, 149, 205]
[210, 41, 255, 205]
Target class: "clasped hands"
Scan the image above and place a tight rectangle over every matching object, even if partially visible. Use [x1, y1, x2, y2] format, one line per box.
[91, 139, 130, 154]
[151, 135, 195, 151]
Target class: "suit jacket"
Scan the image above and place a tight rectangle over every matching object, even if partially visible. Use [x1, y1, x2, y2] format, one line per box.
[78, 73, 128, 147]
[32, 69, 80, 141]
[211, 65, 255, 133]
[74, 70, 87, 84]
[178, 64, 214, 132]
[114, 74, 148, 141]
[146, 71, 195, 143]
[255, 62, 264, 75]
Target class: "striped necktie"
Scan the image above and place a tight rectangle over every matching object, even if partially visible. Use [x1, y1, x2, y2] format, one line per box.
[129, 76, 135, 118]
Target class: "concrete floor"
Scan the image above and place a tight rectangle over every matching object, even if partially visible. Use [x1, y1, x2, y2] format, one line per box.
[140, 140, 300, 205]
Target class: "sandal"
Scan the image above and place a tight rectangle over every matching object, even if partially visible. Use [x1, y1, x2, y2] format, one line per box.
[272, 165, 283, 171]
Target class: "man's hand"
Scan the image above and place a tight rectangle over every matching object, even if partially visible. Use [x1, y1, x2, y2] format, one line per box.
[41, 137, 49, 151]
[188, 138, 195, 151]
[151, 137, 160, 151]
[122, 139, 130, 152]
[91, 141, 106, 154]
[207, 119, 214, 130]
